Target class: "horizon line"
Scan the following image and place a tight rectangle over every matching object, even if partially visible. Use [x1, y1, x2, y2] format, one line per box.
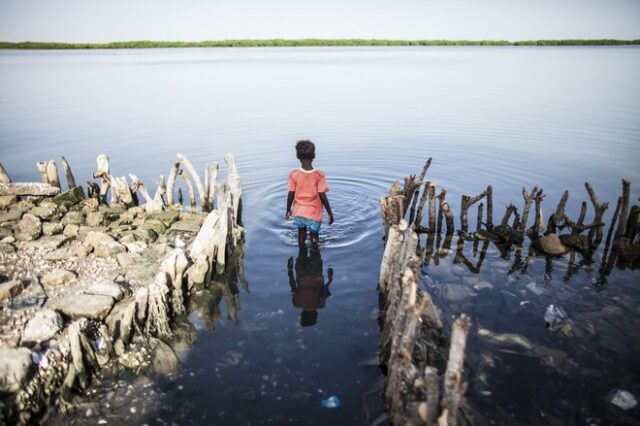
[1, 38, 639, 49]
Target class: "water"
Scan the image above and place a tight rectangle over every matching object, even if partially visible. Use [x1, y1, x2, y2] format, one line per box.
[1, 46, 639, 425]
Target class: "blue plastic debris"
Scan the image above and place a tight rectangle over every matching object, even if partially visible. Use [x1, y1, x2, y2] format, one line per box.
[321, 395, 341, 408]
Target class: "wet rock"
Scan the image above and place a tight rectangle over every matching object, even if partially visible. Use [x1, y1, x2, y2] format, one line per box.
[43, 222, 64, 236]
[51, 186, 85, 208]
[0, 209, 24, 223]
[0, 347, 32, 392]
[61, 211, 85, 226]
[537, 234, 568, 256]
[29, 205, 58, 221]
[85, 230, 114, 247]
[105, 299, 136, 355]
[149, 337, 180, 377]
[170, 220, 202, 233]
[41, 269, 76, 286]
[63, 224, 80, 237]
[0, 195, 18, 209]
[86, 281, 126, 301]
[86, 211, 107, 227]
[27, 234, 72, 251]
[47, 294, 115, 320]
[0, 279, 24, 302]
[21, 309, 63, 343]
[17, 213, 42, 240]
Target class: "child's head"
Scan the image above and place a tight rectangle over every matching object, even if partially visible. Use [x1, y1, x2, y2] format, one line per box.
[295, 140, 315, 161]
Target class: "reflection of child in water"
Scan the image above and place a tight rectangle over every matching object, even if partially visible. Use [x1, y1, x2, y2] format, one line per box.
[287, 247, 333, 327]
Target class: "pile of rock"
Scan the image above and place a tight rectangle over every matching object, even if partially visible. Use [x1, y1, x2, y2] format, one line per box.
[0, 153, 245, 425]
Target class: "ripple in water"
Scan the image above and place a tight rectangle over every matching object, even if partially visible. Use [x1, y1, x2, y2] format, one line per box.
[251, 175, 387, 248]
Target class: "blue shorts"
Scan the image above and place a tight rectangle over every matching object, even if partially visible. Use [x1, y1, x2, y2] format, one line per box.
[294, 216, 322, 233]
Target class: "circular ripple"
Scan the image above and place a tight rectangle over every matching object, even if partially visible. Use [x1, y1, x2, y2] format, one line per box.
[249, 175, 389, 248]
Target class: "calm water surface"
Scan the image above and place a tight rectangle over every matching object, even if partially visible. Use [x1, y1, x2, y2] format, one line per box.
[1, 47, 639, 425]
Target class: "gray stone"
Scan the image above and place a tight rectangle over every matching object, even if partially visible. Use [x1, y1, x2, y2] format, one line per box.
[152, 211, 180, 227]
[0, 242, 16, 254]
[119, 233, 137, 244]
[80, 198, 99, 214]
[16, 213, 42, 241]
[0, 209, 24, 224]
[43, 222, 64, 236]
[85, 281, 126, 301]
[30, 205, 57, 221]
[116, 252, 139, 268]
[123, 241, 147, 253]
[21, 309, 63, 343]
[142, 219, 166, 235]
[27, 234, 72, 251]
[125, 263, 158, 283]
[63, 224, 80, 237]
[86, 211, 107, 227]
[170, 220, 202, 233]
[61, 211, 84, 226]
[47, 294, 114, 320]
[44, 246, 76, 261]
[41, 269, 76, 286]
[84, 231, 115, 247]
[538, 234, 569, 256]
[94, 239, 126, 257]
[0, 347, 32, 392]
[0, 195, 18, 209]
[134, 228, 158, 244]
[0, 227, 13, 239]
[75, 244, 93, 257]
[51, 186, 85, 207]
[0, 279, 23, 302]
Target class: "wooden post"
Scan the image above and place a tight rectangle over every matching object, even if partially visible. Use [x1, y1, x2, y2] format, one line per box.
[428, 183, 436, 231]
[476, 202, 484, 232]
[178, 169, 197, 212]
[166, 162, 180, 206]
[486, 185, 493, 230]
[60, 156, 77, 189]
[415, 181, 431, 228]
[0, 163, 10, 183]
[177, 153, 207, 208]
[585, 182, 610, 246]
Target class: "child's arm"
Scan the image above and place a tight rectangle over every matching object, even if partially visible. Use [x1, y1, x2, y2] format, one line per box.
[286, 191, 295, 219]
[319, 193, 334, 225]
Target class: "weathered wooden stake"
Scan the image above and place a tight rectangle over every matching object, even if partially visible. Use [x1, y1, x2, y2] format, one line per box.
[60, 156, 77, 189]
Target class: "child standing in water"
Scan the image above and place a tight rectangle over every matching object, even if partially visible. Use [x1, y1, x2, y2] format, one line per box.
[286, 140, 334, 247]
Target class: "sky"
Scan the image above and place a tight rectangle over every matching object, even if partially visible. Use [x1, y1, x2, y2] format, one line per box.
[0, 0, 639, 42]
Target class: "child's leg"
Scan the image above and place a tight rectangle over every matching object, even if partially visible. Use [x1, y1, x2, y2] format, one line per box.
[298, 227, 307, 247]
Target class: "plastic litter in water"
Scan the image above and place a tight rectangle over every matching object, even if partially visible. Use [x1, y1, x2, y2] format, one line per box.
[95, 336, 107, 351]
[544, 304, 566, 330]
[609, 389, 637, 410]
[321, 395, 341, 408]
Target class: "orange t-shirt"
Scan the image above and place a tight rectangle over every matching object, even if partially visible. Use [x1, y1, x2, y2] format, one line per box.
[287, 168, 329, 222]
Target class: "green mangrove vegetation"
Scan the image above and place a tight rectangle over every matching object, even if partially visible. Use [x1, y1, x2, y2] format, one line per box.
[0, 39, 639, 49]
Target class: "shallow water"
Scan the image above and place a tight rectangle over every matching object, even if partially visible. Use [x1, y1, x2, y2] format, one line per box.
[1, 46, 640, 425]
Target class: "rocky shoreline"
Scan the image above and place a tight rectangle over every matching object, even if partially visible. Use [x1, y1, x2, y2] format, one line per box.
[0, 154, 245, 424]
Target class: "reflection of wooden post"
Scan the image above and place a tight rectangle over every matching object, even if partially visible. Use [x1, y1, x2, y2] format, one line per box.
[486, 185, 493, 230]
[476, 202, 484, 232]
[428, 183, 436, 231]
[614, 179, 630, 239]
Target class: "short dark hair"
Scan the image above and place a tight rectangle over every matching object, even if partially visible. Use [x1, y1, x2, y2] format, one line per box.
[295, 140, 315, 160]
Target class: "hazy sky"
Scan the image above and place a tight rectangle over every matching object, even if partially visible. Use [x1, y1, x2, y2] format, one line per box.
[1, 0, 639, 42]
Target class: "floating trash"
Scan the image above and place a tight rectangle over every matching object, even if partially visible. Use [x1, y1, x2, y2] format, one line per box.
[609, 389, 637, 411]
[321, 395, 341, 408]
[544, 304, 566, 330]
[526, 281, 545, 296]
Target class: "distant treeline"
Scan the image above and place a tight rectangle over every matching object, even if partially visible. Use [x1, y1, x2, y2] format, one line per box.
[0, 39, 639, 49]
